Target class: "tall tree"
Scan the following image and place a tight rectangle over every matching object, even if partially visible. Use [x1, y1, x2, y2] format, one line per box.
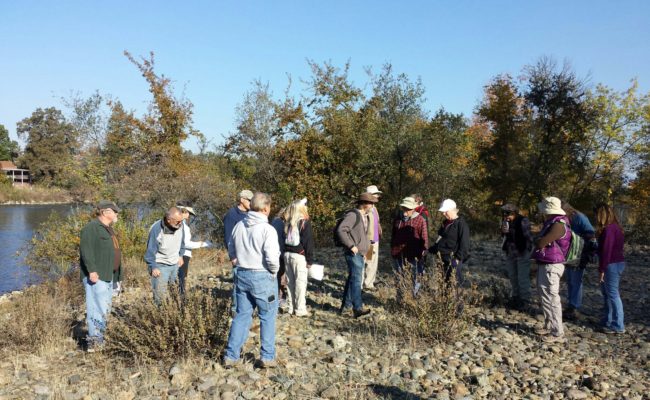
[0, 124, 19, 161]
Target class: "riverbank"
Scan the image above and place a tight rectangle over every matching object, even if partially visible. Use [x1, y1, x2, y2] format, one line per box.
[0, 242, 648, 399]
[0, 185, 72, 204]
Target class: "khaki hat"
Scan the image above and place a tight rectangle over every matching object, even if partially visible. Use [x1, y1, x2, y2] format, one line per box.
[501, 203, 518, 213]
[365, 185, 382, 195]
[238, 190, 254, 200]
[357, 192, 379, 204]
[399, 197, 418, 210]
[538, 196, 565, 216]
[438, 199, 457, 212]
[97, 200, 120, 213]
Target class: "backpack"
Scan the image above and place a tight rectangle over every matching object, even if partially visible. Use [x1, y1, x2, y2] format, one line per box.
[558, 220, 584, 264]
[333, 210, 361, 247]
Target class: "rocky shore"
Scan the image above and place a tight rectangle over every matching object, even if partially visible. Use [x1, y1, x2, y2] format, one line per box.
[0, 241, 648, 399]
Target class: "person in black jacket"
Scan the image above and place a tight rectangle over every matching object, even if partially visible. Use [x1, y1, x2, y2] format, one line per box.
[500, 203, 534, 310]
[429, 199, 470, 285]
[283, 199, 315, 317]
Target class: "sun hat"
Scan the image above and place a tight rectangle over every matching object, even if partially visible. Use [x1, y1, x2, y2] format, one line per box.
[438, 199, 457, 212]
[399, 197, 418, 210]
[537, 196, 565, 216]
[365, 185, 382, 195]
[357, 192, 379, 204]
[238, 190, 254, 201]
[97, 200, 120, 213]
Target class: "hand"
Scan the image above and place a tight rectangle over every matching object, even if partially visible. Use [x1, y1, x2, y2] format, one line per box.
[152, 268, 161, 278]
[231, 258, 238, 267]
[350, 246, 358, 254]
[89, 272, 99, 283]
[178, 258, 184, 266]
[599, 272, 605, 283]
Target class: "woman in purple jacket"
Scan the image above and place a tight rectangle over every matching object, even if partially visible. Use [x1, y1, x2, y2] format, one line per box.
[594, 204, 626, 334]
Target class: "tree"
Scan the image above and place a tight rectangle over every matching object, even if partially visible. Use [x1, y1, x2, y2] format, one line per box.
[16, 108, 77, 186]
[0, 124, 19, 161]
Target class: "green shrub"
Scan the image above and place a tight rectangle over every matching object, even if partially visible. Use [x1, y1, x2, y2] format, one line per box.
[105, 287, 231, 363]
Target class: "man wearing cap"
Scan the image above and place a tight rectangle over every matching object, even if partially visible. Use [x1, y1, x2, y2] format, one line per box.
[176, 203, 210, 295]
[391, 196, 429, 297]
[80, 200, 122, 351]
[224, 189, 254, 313]
[500, 204, 534, 310]
[144, 206, 186, 304]
[532, 196, 571, 343]
[336, 193, 376, 318]
[429, 199, 470, 285]
[363, 185, 383, 291]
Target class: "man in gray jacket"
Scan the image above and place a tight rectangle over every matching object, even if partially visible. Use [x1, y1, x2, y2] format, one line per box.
[223, 192, 281, 368]
[337, 192, 377, 318]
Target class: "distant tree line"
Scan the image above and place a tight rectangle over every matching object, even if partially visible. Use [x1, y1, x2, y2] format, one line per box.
[4, 53, 650, 240]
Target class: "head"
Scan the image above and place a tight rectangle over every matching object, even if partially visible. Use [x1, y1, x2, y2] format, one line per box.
[238, 190, 254, 211]
[438, 199, 458, 221]
[399, 196, 418, 217]
[285, 200, 309, 233]
[537, 196, 565, 219]
[365, 185, 382, 203]
[501, 203, 518, 222]
[164, 206, 184, 230]
[594, 203, 620, 233]
[561, 201, 577, 217]
[176, 202, 196, 222]
[250, 192, 272, 216]
[96, 200, 120, 225]
[410, 193, 423, 205]
[356, 192, 378, 213]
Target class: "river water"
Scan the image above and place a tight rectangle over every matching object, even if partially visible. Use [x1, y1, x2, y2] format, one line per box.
[0, 204, 72, 294]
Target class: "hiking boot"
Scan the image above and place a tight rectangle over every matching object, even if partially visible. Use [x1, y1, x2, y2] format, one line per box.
[506, 297, 521, 309]
[534, 327, 551, 336]
[601, 327, 625, 335]
[86, 342, 104, 353]
[353, 308, 371, 318]
[563, 307, 577, 320]
[295, 311, 312, 318]
[222, 357, 239, 368]
[541, 335, 567, 344]
[258, 359, 277, 368]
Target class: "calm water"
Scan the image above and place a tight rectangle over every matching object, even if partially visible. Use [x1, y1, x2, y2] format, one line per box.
[0, 204, 72, 294]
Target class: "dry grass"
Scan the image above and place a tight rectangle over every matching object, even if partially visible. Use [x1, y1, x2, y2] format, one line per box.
[0, 185, 71, 204]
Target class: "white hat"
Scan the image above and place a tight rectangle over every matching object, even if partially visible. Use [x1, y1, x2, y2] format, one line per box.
[299, 198, 307, 206]
[238, 190, 254, 200]
[366, 185, 382, 195]
[400, 197, 418, 210]
[438, 199, 457, 212]
[538, 196, 565, 216]
[183, 206, 196, 216]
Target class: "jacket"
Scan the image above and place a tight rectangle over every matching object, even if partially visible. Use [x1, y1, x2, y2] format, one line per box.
[80, 219, 122, 282]
[434, 216, 471, 262]
[390, 212, 429, 260]
[285, 219, 316, 264]
[223, 206, 247, 247]
[533, 215, 571, 264]
[502, 215, 534, 256]
[228, 211, 280, 274]
[144, 220, 186, 272]
[336, 209, 370, 255]
[597, 223, 625, 273]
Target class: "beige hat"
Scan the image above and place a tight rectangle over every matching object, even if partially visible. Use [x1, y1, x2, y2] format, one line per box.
[238, 190, 254, 200]
[538, 196, 565, 216]
[365, 185, 382, 195]
[357, 192, 379, 204]
[438, 199, 457, 212]
[399, 196, 418, 209]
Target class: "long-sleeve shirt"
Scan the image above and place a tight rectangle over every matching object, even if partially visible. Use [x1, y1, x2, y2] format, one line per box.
[181, 221, 207, 258]
[223, 206, 247, 248]
[285, 219, 316, 264]
[598, 223, 625, 273]
[390, 212, 429, 260]
[228, 211, 280, 274]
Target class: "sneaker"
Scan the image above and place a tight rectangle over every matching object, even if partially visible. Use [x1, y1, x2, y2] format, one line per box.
[541, 335, 566, 343]
[601, 327, 625, 335]
[258, 359, 277, 368]
[534, 327, 551, 335]
[86, 342, 104, 353]
[295, 311, 311, 318]
[222, 357, 239, 368]
[353, 308, 371, 318]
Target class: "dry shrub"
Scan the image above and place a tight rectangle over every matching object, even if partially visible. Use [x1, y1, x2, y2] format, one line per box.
[481, 276, 511, 307]
[388, 264, 480, 343]
[105, 286, 231, 363]
[0, 274, 83, 352]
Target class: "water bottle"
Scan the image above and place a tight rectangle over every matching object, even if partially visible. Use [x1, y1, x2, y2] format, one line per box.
[501, 220, 510, 233]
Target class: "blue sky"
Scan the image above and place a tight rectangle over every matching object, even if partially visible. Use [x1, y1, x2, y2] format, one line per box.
[1, 1, 648, 152]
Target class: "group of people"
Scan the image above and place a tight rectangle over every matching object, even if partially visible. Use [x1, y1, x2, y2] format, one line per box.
[78, 190, 626, 364]
[501, 196, 626, 343]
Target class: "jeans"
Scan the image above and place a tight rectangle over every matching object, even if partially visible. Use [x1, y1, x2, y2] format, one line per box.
[537, 263, 565, 337]
[341, 253, 364, 310]
[504, 252, 531, 301]
[178, 255, 191, 295]
[151, 263, 179, 305]
[393, 257, 425, 297]
[224, 268, 278, 362]
[83, 276, 113, 343]
[600, 262, 625, 332]
[565, 266, 584, 309]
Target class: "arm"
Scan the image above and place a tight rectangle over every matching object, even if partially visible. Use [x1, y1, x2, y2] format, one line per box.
[302, 219, 315, 265]
[227, 223, 239, 264]
[536, 223, 565, 249]
[223, 210, 233, 247]
[144, 223, 160, 274]
[521, 217, 534, 252]
[336, 211, 358, 251]
[420, 217, 429, 256]
[264, 227, 281, 274]
[598, 226, 612, 273]
[456, 219, 470, 261]
[80, 223, 99, 282]
[183, 223, 206, 250]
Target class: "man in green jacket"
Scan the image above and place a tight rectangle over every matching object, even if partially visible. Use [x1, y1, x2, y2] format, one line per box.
[80, 200, 122, 352]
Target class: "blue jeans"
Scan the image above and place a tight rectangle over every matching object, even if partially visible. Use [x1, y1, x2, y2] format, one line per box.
[83, 276, 113, 343]
[393, 257, 425, 297]
[566, 266, 584, 309]
[224, 268, 278, 362]
[151, 263, 179, 305]
[600, 262, 625, 332]
[341, 253, 364, 310]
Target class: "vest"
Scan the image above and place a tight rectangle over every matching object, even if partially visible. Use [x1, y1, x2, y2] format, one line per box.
[533, 215, 571, 264]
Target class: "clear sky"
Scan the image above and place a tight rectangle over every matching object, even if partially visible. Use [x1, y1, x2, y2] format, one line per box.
[1, 0, 649, 152]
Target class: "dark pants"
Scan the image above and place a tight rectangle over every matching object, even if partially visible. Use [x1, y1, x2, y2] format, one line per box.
[178, 255, 191, 295]
[341, 253, 364, 311]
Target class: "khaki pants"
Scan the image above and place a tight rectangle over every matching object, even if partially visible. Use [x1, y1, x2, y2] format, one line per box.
[537, 263, 565, 336]
[284, 252, 309, 315]
[363, 242, 380, 289]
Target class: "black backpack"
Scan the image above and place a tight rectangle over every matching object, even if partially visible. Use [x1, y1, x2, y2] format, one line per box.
[333, 209, 361, 247]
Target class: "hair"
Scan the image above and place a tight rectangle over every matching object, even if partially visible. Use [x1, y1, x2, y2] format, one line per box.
[284, 200, 309, 234]
[165, 206, 182, 219]
[561, 201, 578, 217]
[594, 203, 620, 235]
[250, 192, 271, 212]
[410, 193, 423, 203]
